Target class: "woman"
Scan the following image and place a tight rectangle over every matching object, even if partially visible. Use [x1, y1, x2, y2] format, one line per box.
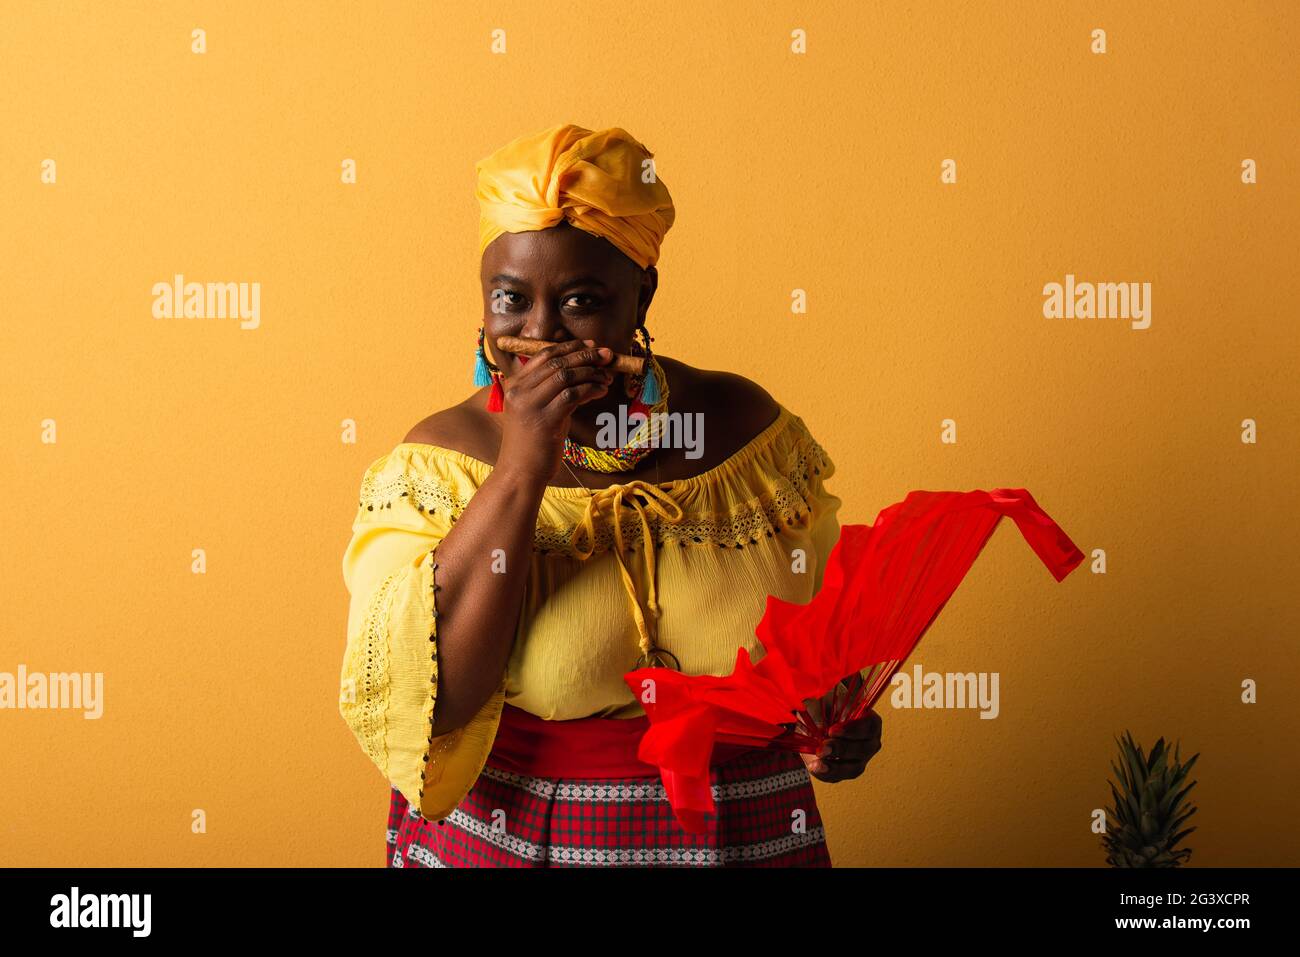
[339, 124, 883, 867]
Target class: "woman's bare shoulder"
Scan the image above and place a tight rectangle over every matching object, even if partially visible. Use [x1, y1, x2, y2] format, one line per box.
[402, 392, 500, 464]
[663, 356, 781, 439]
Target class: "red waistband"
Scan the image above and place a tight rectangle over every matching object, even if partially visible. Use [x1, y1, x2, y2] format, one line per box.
[488, 702, 752, 779]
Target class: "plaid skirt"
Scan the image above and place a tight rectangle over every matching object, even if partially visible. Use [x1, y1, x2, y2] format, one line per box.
[385, 746, 833, 868]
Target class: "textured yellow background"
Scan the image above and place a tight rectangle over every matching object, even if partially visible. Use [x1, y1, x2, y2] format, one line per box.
[2, 0, 1296, 867]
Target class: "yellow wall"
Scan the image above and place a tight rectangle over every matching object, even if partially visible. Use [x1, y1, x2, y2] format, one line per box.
[2, 1, 1296, 866]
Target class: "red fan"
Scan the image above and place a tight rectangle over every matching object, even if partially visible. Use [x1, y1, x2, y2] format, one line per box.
[623, 488, 1085, 833]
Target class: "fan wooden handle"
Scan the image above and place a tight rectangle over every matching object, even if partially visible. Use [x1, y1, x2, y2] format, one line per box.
[495, 335, 645, 376]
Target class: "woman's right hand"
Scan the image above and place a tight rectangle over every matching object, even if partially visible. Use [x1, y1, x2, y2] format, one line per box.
[495, 338, 616, 482]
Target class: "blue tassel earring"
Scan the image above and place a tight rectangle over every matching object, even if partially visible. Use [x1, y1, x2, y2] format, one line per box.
[635, 324, 660, 404]
[473, 326, 493, 387]
[638, 359, 661, 403]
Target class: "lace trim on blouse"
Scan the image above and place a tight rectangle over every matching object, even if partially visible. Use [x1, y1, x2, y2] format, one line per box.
[355, 408, 833, 558]
[339, 566, 402, 776]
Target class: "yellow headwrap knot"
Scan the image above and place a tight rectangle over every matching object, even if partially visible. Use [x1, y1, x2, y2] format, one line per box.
[475, 124, 675, 270]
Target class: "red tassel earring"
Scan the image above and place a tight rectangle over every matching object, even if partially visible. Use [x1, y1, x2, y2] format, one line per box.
[486, 373, 505, 412]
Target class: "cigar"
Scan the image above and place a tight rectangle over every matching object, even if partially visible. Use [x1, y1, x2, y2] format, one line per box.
[495, 335, 644, 375]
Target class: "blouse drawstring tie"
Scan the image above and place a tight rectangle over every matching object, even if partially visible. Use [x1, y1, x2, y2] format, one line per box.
[568, 481, 686, 669]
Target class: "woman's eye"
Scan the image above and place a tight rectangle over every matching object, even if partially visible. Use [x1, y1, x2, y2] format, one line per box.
[491, 289, 524, 311]
[490, 290, 600, 312]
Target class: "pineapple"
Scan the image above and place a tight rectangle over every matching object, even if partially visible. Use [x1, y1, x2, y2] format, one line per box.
[1101, 731, 1199, 867]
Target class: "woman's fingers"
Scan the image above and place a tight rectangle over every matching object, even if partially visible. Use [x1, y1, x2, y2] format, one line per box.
[804, 752, 865, 782]
[508, 338, 611, 386]
[806, 710, 883, 780]
[504, 339, 616, 410]
[547, 380, 613, 413]
[818, 734, 880, 762]
[830, 709, 883, 741]
[528, 362, 613, 413]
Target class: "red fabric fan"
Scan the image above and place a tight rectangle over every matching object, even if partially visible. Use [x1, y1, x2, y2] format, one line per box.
[623, 488, 1085, 833]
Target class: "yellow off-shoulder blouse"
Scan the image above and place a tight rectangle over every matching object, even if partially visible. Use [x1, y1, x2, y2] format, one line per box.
[338, 403, 842, 821]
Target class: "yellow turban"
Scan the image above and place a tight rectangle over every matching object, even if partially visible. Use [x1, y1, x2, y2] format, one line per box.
[475, 124, 675, 270]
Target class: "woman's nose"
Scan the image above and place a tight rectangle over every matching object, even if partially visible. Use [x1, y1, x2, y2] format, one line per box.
[520, 308, 568, 343]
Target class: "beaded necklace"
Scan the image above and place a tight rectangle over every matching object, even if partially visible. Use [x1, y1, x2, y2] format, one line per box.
[562, 353, 669, 473]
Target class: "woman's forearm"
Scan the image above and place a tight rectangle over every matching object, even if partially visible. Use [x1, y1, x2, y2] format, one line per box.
[426, 465, 548, 736]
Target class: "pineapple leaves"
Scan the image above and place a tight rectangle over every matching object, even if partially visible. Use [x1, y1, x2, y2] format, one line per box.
[1102, 730, 1200, 868]
[1147, 737, 1166, 774]
[1161, 781, 1198, 817]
